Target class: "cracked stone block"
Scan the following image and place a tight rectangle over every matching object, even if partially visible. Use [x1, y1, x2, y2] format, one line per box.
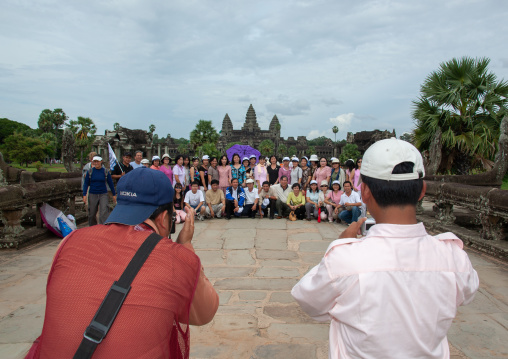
[223, 237, 255, 250]
[238, 291, 267, 301]
[226, 250, 255, 265]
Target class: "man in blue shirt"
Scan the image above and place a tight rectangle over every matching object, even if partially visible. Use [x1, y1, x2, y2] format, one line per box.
[83, 156, 116, 226]
[225, 178, 245, 219]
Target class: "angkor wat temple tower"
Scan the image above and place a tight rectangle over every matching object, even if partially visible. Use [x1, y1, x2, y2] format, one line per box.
[218, 104, 281, 152]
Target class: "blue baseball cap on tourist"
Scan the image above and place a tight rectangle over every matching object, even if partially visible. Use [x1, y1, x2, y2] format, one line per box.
[105, 167, 174, 225]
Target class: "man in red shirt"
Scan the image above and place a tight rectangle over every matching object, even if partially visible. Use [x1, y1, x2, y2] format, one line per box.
[27, 167, 219, 359]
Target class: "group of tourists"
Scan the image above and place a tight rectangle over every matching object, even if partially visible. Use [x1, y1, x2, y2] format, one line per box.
[82, 150, 366, 224]
[32, 138, 479, 359]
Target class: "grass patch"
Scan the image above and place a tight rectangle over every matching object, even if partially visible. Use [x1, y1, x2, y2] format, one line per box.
[9, 162, 69, 173]
[502, 174, 508, 190]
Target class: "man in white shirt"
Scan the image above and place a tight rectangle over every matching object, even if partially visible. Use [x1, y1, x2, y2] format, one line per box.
[243, 179, 259, 218]
[184, 180, 206, 220]
[271, 176, 292, 219]
[338, 181, 362, 224]
[292, 138, 479, 359]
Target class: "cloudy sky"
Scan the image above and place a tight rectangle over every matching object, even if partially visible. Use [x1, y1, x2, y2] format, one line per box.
[1, 0, 507, 141]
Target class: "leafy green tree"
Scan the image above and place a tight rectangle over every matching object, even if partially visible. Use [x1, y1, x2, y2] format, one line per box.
[278, 143, 287, 156]
[196, 142, 221, 158]
[400, 132, 413, 143]
[0, 118, 31, 144]
[174, 137, 190, 146]
[412, 57, 508, 174]
[306, 145, 316, 155]
[339, 144, 361, 164]
[37, 108, 68, 134]
[177, 143, 189, 154]
[258, 139, 275, 156]
[190, 120, 219, 150]
[149, 124, 156, 133]
[67, 116, 97, 166]
[332, 126, 339, 142]
[37, 108, 68, 160]
[288, 146, 297, 157]
[113, 122, 120, 131]
[2, 132, 52, 166]
[307, 136, 331, 146]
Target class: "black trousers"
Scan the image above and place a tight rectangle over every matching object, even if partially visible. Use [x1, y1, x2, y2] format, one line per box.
[294, 206, 306, 220]
[225, 199, 240, 218]
[261, 199, 277, 218]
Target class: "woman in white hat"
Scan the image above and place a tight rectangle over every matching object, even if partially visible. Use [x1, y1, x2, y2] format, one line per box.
[150, 155, 160, 170]
[278, 157, 291, 183]
[140, 158, 150, 168]
[160, 154, 173, 184]
[242, 157, 252, 187]
[308, 154, 319, 182]
[290, 157, 302, 186]
[324, 180, 344, 223]
[82, 156, 117, 226]
[329, 158, 345, 189]
[305, 180, 320, 221]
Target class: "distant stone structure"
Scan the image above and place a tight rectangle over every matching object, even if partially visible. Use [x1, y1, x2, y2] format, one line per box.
[92, 127, 179, 164]
[219, 104, 395, 158]
[346, 129, 396, 153]
[91, 104, 395, 162]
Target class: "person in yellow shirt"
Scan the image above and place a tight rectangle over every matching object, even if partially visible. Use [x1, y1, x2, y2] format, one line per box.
[287, 183, 306, 220]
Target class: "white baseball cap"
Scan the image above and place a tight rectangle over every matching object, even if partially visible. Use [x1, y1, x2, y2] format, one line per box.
[92, 156, 102, 161]
[362, 138, 425, 181]
[141, 159, 149, 164]
[291, 157, 299, 162]
[310, 180, 318, 185]
[249, 154, 257, 159]
[152, 155, 160, 161]
[246, 178, 255, 184]
[242, 157, 249, 162]
[202, 155, 210, 160]
[282, 157, 290, 161]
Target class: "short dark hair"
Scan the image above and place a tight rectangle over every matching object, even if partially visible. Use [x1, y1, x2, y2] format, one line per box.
[280, 175, 288, 181]
[345, 160, 355, 171]
[191, 180, 200, 186]
[262, 181, 270, 186]
[361, 162, 423, 208]
[211, 179, 219, 185]
[175, 154, 184, 163]
[231, 178, 239, 183]
[343, 181, 352, 187]
[149, 202, 173, 221]
[292, 183, 301, 189]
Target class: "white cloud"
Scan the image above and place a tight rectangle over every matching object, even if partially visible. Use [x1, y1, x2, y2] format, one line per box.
[266, 99, 310, 116]
[329, 113, 354, 132]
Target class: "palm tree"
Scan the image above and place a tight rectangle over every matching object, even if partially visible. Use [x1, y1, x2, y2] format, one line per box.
[332, 126, 339, 142]
[412, 57, 508, 174]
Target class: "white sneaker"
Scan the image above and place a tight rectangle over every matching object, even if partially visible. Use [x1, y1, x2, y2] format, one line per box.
[198, 214, 205, 221]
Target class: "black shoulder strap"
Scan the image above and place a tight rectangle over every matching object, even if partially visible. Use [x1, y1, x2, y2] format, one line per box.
[73, 232, 163, 359]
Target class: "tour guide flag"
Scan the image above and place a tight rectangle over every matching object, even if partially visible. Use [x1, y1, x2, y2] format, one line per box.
[108, 143, 118, 171]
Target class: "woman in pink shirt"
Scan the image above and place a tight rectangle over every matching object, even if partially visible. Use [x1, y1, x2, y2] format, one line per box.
[159, 154, 173, 184]
[278, 157, 291, 182]
[150, 155, 160, 170]
[254, 156, 268, 192]
[217, 155, 232, 194]
[324, 180, 343, 223]
[351, 158, 362, 195]
[313, 157, 331, 185]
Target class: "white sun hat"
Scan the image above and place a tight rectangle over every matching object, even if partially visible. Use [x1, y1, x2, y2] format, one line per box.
[362, 138, 425, 181]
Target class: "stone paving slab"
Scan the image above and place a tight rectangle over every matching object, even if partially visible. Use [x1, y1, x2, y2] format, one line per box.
[1, 218, 507, 358]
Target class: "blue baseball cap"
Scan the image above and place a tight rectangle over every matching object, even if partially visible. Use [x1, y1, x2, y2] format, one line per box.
[105, 167, 174, 225]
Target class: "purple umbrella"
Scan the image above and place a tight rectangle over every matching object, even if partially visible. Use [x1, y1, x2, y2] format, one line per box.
[226, 145, 261, 163]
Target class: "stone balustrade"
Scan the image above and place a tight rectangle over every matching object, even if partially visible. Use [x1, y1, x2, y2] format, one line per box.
[0, 177, 81, 247]
[424, 180, 508, 241]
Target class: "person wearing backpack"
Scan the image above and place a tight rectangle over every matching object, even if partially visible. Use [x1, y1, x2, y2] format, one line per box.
[83, 156, 116, 226]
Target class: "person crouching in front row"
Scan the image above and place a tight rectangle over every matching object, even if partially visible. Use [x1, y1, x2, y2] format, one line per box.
[225, 178, 246, 219]
[184, 180, 206, 221]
